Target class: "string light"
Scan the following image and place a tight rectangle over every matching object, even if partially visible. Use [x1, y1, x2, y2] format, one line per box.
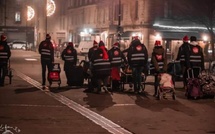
[47, 0, 56, 17]
[153, 23, 208, 30]
[27, 6, 35, 21]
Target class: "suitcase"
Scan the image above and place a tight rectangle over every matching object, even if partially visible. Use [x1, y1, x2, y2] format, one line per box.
[48, 63, 61, 87]
[68, 65, 84, 86]
[186, 69, 203, 99]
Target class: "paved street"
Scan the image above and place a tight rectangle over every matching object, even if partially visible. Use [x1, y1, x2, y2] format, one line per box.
[0, 50, 215, 134]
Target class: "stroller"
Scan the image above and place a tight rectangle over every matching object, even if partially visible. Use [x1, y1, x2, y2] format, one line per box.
[120, 65, 146, 92]
[48, 63, 61, 87]
[157, 73, 176, 100]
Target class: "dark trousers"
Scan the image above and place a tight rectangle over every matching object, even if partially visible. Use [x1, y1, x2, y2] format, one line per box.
[132, 66, 144, 91]
[0, 63, 7, 85]
[41, 60, 52, 85]
[154, 74, 159, 95]
[64, 63, 74, 85]
[96, 75, 109, 91]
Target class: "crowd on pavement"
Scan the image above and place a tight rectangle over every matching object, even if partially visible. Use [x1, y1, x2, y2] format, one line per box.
[0, 33, 210, 99]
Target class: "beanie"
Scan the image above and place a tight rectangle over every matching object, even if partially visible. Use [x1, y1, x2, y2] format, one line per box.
[154, 40, 162, 46]
[183, 35, 189, 42]
[99, 40, 105, 47]
[190, 36, 197, 42]
[113, 42, 120, 47]
[68, 42, 73, 47]
[1, 35, 7, 41]
[132, 36, 139, 40]
[93, 40, 98, 45]
[46, 34, 51, 39]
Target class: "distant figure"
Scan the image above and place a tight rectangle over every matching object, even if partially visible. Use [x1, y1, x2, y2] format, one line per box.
[91, 41, 111, 93]
[38, 34, 54, 89]
[0, 34, 11, 86]
[88, 40, 98, 62]
[176, 35, 190, 88]
[108, 42, 127, 91]
[186, 36, 205, 77]
[83, 40, 99, 93]
[61, 42, 77, 86]
[151, 40, 167, 97]
[127, 38, 148, 93]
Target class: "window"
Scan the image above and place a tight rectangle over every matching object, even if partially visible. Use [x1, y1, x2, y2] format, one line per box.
[164, 0, 172, 18]
[134, 0, 138, 19]
[114, 3, 123, 21]
[15, 11, 21, 22]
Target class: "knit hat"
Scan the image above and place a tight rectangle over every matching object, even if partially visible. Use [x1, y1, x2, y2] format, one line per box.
[183, 35, 189, 42]
[190, 36, 197, 42]
[132, 36, 139, 40]
[154, 40, 162, 46]
[68, 42, 73, 47]
[113, 42, 120, 47]
[1, 34, 7, 41]
[99, 40, 105, 47]
[46, 34, 51, 39]
[93, 40, 98, 45]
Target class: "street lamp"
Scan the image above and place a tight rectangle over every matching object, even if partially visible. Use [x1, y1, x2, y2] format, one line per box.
[117, 0, 121, 42]
[45, 0, 56, 35]
[26, 6, 35, 50]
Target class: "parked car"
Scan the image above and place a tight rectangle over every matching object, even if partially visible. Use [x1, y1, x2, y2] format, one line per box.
[11, 41, 27, 50]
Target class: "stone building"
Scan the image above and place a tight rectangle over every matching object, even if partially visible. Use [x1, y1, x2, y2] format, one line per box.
[0, 0, 210, 58]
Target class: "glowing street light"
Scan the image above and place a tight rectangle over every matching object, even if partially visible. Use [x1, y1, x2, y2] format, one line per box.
[27, 6, 35, 21]
[47, 0, 56, 17]
[45, 0, 56, 34]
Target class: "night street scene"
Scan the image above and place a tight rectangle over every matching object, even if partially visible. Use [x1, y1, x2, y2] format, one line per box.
[0, 0, 215, 134]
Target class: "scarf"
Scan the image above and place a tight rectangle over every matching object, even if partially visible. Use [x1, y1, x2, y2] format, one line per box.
[100, 46, 109, 60]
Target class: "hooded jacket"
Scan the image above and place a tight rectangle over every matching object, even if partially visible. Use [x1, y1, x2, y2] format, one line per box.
[127, 39, 148, 68]
[151, 46, 167, 73]
[0, 40, 11, 64]
[187, 41, 204, 70]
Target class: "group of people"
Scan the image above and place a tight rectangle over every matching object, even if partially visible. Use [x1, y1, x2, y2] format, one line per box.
[84, 37, 149, 94]
[176, 35, 205, 92]
[0, 33, 205, 97]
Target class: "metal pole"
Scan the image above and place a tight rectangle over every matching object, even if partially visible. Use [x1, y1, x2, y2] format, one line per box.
[117, 0, 121, 41]
[4, 0, 6, 26]
[26, 18, 28, 51]
[45, 0, 47, 35]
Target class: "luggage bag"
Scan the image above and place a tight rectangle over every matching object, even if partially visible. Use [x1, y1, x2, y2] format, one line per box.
[186, 69, 203, 99]
[68, 65, 84, 87]
[48, 63, 61, 87]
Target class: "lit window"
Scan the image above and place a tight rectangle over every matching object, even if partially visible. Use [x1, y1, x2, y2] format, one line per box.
[15, 11, 21, 22]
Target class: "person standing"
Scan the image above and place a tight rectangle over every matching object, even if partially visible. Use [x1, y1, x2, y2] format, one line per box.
[0, 34, 11, 87]
[151, 40, 167, 97]
[91, 41, 111, 93]
[38, 34, 54, 89]
[83, 40, 99, 93]
[176, 35, 190, 88]
[127, 38, 148, 93]
[186, 36, 205, 77]
[61, 42, 77, 86]
[108, 42, 127, 91]
[88, 40, 98, 61]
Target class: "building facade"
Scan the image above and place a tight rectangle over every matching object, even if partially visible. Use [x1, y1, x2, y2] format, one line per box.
[0, 0, 209, 58]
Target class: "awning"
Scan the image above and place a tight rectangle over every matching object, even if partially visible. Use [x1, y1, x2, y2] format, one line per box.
[121, 31, 133, 37]
[160, 32, 201, 40]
